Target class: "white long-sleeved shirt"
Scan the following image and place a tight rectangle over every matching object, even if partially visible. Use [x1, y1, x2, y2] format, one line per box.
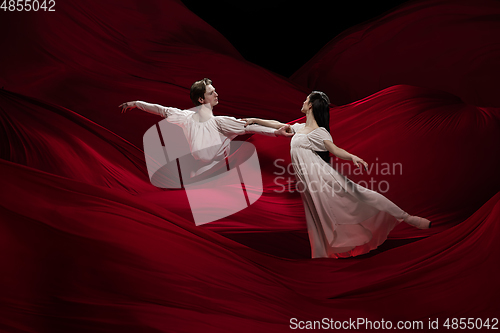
[136, 101, 276, 177]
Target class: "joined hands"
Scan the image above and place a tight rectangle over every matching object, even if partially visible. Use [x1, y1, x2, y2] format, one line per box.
[275, 124, 294, 137]
[242, 118, 294, 137]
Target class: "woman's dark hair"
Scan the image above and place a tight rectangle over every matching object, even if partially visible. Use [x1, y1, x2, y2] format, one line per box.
[309, 91, 331, 163]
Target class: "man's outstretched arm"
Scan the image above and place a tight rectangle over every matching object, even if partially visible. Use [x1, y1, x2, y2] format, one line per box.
[119, 101, 180, 118]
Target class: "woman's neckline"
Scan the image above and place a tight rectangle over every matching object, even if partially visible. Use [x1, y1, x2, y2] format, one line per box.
[296, 126, 321, 135]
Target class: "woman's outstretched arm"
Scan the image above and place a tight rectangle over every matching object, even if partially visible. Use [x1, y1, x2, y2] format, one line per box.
[218, 116, 294, 137]
[242, 118, 287, 130]
[324, 140, 368, 170]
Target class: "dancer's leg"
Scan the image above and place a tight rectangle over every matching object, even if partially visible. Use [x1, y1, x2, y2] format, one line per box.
[346, 179, 431, 229]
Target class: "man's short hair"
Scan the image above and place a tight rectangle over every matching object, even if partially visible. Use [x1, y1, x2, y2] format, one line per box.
[190, 78, 212, 106]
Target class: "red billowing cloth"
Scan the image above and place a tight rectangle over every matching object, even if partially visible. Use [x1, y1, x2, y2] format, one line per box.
[291, 0, 500, 108]
[1, 0, 500, 331]
[0, 0, 307, 150]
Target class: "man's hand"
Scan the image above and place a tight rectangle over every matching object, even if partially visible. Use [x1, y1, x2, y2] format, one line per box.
[242, 118, 258, 127]
[275, 124, 294, 137]
[119, 101, 137, 113]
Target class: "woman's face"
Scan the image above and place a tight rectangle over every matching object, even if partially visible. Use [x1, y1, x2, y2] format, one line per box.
[301, 96, 312, 114]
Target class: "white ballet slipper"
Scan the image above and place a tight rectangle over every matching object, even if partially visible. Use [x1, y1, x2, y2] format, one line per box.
[403, 214, 432, 229]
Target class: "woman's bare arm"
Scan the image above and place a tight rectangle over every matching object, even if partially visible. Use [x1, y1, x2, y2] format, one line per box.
[242, 118, 287, 129]
[324, 140, 368, 170]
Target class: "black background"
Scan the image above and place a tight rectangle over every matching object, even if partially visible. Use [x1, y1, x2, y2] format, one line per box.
[181, 0, 411, 77]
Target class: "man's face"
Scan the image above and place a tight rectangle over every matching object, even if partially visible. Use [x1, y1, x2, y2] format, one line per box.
[199, 84, 219, 107]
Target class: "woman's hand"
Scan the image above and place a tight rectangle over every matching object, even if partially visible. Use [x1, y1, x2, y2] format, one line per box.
[351, 155, 368, 171]
[119, 101, 136, 113]
[242, 118, 258, 127]
[275, 124, 294, 137]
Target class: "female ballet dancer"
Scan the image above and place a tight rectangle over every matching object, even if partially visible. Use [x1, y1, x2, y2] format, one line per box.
[120, 78, 292, 177]
[243, 91, 431, 259]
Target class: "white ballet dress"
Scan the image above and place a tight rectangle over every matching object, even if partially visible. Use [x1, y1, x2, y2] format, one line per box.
[290, 123, 408, 258]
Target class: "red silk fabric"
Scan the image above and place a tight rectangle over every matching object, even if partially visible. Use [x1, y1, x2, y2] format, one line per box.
[291, 0, 500, 108]
[1, 0, 499, 331]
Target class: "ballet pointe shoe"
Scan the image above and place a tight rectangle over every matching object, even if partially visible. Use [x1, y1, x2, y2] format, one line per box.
[403, 214, 431, 229]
